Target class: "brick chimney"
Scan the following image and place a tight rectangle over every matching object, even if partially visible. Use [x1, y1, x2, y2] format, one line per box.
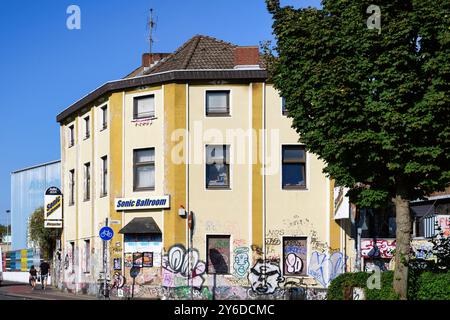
[234, 46, 260, 69]
[142, 53, 170, 68]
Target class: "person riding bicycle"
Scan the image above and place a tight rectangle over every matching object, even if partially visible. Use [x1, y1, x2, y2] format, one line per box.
[29, 265, 37, 290]
[39, 260, 50, 290]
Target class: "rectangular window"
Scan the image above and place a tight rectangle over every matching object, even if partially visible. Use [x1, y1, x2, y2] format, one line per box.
[282, 97, 288, 116]
[133, 148, 155, 191]
[70, 242, 75, 273]
[206, 235, 231, 274]
[84, 116, 90, 139]
[283, 237, 307, 276]
[282, 145, 306, 189]
[133, 95, 155, 119]
[68, 125, 75, 147]
[206, 90, 230, 116]
[101, 105, 108, 130]
[69, 169, 75, 205]
[206, 145, 230, 189]
[84, 163, 90, 201]
[84, 240, 90, 273]
[101, 156, 108, 197]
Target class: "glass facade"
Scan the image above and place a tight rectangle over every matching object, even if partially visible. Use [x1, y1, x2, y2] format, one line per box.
[10, 161, 61, 250]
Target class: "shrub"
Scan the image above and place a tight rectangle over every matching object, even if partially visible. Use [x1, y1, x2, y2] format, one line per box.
[414, 272, 450, 300]
[329, 270, 449, 300]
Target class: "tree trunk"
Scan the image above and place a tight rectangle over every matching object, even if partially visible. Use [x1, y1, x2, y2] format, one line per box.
[393, 184, 411, 300]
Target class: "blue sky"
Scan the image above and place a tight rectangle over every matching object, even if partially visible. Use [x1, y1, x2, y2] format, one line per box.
[0, 0, 320, 225]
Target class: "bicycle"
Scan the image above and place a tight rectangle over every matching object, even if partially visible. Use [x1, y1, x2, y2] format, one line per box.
[97, 273, 111, 300]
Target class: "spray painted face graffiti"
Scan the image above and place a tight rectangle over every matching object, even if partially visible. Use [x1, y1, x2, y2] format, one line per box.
[248, 260, 284, 295]
[233, 247, 250, 278]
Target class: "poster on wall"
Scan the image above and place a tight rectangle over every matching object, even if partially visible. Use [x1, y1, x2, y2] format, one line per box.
[143, 252, 153, 267]
[124, 253, 133, 268]
[113, 258, 122, 270]
[436, 215, 450, 237]
[133, 253, 143, 268]
[44, 187, 63, 228]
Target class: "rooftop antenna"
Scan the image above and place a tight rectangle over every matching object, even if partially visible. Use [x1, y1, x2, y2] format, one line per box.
[148, 8, 156, 55]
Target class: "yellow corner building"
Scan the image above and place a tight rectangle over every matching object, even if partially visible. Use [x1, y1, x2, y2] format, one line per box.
[56, 35, 351, 300]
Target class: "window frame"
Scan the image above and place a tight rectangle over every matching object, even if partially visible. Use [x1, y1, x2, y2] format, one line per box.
[68, 125, 75, 148]
[205, 144, 231, 190]
[281, 145, 307, 190]
[70, 241, 75, 274]
[69, 169, 75, 206]
[282, 236, 309, 277]
[206, 234, 231, 275]
[133, 148, 156, 192]
[205, 90, 231, 117]
[133, 94, 156, 120]
[83, 162, 91, 201]
[84, 239, 91, 274]
[84, 116, 90, 140]
[100, 156, 108, 197]
[100, 104, 108, 130]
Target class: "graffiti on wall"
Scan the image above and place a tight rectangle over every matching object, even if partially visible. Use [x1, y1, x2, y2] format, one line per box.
[437, 215, 450, 237]
[308, 251, 345, 287]
[361, 239, 396, 259]
[233, 247, 250, 278]
[162, 245, 206, 290]
[411, 240, 433, 260]
[248, 260, 284, 295]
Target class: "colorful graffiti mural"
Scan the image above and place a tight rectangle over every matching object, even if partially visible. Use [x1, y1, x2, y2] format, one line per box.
[162, 245, 206, 290]
[233, 247, 250, 278]
[307, 251, 345, 287]
[361, 239, 396, 259]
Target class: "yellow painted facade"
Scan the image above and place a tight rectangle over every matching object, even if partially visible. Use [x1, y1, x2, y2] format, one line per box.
[58, 79, 347, 299]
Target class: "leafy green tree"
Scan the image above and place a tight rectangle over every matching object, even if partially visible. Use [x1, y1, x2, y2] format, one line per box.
[266, 0, 450, 299]
[0, 225, 8, 239]
[29, 207, 58, 260]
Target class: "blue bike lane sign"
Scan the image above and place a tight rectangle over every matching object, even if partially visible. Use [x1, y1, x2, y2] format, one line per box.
[99, 227, 114, 241]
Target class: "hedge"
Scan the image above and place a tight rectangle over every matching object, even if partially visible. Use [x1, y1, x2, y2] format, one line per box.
[328, 271, 449, 300]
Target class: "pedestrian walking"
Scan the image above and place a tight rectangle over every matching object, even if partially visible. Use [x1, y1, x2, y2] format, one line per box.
[29, 265, 37, 290]
[39, 260, 50, 290]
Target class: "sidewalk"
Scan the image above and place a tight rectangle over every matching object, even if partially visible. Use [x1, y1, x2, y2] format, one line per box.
[0, 281, 98, 300]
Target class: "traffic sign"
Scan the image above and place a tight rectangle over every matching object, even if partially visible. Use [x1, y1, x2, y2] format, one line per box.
[99, 227, 114, 241]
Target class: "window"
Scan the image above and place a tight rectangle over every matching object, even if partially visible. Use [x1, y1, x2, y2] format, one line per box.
[84, 240, 90, 273]
[70, 241, 75, 273]
[134, 95, 155, 119]
[101, 156, 108, 197]
[206, 145, 230, 189]
[84, 116, 90, 139]
[84, 163, 90, 201]
[69, 169, 75, 205]
[282, 145, 306, 189]
[283, 237, 307, 276]
[206, 235, 231, 274]
[206, 90, 230, 116]
[133, 148, 155, 191]
[282, 97, 288, 116]
[101, 105, 108, 130]
[68, 125, 75, 147]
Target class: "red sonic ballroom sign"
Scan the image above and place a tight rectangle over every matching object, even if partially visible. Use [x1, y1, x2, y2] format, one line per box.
[44, 187, 63, 229]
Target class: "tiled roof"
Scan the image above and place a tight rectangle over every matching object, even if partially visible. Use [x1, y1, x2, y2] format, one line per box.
[144, 35, 238, 74]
